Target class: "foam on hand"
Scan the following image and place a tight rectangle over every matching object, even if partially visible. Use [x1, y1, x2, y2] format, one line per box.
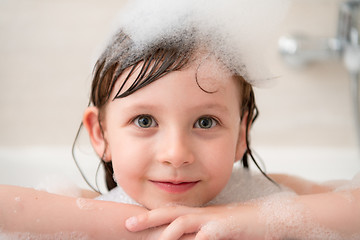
[110, 0, 291, 86]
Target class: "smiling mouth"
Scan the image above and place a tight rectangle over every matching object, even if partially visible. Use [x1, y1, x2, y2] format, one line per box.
[150, 180, 199, 193]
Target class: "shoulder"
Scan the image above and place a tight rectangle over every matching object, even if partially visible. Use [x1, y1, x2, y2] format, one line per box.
[269, 173, 333, 195]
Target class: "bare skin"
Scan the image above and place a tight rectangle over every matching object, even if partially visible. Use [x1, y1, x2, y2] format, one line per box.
[1, 59, 358, 239]
[1, 175, 359, 239]
[0, 185, 163, 240]
[124, 175, 360, 240]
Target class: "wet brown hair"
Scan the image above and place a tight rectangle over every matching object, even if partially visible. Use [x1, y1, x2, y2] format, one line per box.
[74, 29, 275, 192]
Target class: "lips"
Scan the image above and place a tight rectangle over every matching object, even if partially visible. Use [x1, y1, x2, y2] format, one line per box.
[150, 180, 199, 193]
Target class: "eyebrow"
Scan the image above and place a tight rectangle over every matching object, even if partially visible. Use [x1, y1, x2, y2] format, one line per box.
[191, 103, 230, 113]
[122, 102, 230, 114]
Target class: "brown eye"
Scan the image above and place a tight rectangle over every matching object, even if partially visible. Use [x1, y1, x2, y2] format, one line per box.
[194, 117, 217, 129]
[134, 115, 157, 128]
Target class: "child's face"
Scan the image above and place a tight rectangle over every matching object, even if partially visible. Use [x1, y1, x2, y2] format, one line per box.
[86, 58, 247, 209]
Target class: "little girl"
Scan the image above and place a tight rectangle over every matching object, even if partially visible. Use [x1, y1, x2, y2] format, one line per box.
[1, 0, 360, 239]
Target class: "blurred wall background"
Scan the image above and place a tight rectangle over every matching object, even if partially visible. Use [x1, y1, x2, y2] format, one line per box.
[0, 0, 359, 187]
[0, 0, 127, 146]
[253, 0, 357, 149]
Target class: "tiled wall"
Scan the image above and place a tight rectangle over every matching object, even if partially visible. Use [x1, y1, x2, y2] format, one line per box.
[0, 0, 357, 152]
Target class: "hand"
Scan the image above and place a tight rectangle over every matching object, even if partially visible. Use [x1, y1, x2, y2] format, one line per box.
[126, 204, 265, 240]
[142, 225, 196, 240]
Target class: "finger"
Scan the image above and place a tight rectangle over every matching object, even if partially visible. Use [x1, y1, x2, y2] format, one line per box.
[194, 230, 210, 240]
[126, 205, 195, 232]
[180, 233, 197, 240]
[159, 214, 205, 240]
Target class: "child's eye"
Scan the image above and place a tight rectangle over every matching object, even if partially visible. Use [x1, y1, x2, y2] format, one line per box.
[194, 116, 218, 129]
[134, 115, 157, 128]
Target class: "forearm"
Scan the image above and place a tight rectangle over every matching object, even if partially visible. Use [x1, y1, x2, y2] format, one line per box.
[261, 189, 360, 239]
[0, 185, 151, 239]
[299, 189, 360, 235]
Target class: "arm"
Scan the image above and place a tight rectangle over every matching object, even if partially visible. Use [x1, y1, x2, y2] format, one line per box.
[267, 174, 360, 237]
[269, 173, 334, 194]
[0, 185, 166, 240]
[125, 177, 360, 240]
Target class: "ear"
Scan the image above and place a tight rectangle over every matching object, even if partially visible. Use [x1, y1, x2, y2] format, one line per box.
[235, 112, 250, 161]
[82, 107, 111, 161]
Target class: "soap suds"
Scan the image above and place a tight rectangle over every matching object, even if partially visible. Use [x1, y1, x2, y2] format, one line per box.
[102, 0, 291, 86]
[332, 171, 360, 192]
[96, 185, 140, 206]
[257, 193, 359, 240]
[201, 216, 239, 240]
[76, 198, 96, 211]
[35, 175, 81, 198]
[206, 165, 293, 206]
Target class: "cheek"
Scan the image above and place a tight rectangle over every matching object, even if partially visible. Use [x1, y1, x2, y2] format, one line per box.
[201, 134, 239, 179]
[207, 149, 235, 178]
[107, 134, 149, 182]
[204, 149, 234, 201]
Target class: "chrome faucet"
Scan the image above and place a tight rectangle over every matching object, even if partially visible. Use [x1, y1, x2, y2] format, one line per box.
[279, 1, 360, 67]
[278, 0, 360, 149]
[338, 0, 360, 74]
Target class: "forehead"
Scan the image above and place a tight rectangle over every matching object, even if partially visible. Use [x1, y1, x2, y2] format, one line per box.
[112, 54, 240, 100]
[105, 56, 243, 122]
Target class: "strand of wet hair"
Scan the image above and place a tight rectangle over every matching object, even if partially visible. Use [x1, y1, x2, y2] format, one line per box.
[71, 118, 101, 193]
[95, 160, 103, 193]
[115, 49, 184, 99]
[113, 63, 139, 100]
[245, 105, 280, 188]
[124, 50, 168, 95]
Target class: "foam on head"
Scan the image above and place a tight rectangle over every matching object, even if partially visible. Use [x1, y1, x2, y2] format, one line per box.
[109, 0, 291, 86]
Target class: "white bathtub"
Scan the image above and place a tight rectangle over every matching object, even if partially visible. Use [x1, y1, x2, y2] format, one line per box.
[0, 146, 105, 191]
[1, 145, 359, 191]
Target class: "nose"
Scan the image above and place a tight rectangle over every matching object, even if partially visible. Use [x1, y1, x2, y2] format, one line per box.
[156, 129, 195, 168]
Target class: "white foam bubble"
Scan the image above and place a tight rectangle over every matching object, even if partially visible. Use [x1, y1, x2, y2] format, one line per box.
[35, 174, 81, 198]
[333, 171, 360, 192]
[96, 186, 140, 206]
[76, 198, 96, 211]
[201, 218, 234, 240]
[257, 193, 359, 240]
[206, 164, 294, 206]
[110, 0, 291, 86]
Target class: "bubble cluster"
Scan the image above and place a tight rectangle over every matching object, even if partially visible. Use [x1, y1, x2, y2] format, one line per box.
[201, 216, 240, 240]
[76, 198, 96, 211]
[206, 165, 293, 205]
[35, 175, 81, 198]
[329, 171, 360, 192]
[105, 0, 291, 86]
[257, 193, 359, 240]
[96, 185, 140, 206]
